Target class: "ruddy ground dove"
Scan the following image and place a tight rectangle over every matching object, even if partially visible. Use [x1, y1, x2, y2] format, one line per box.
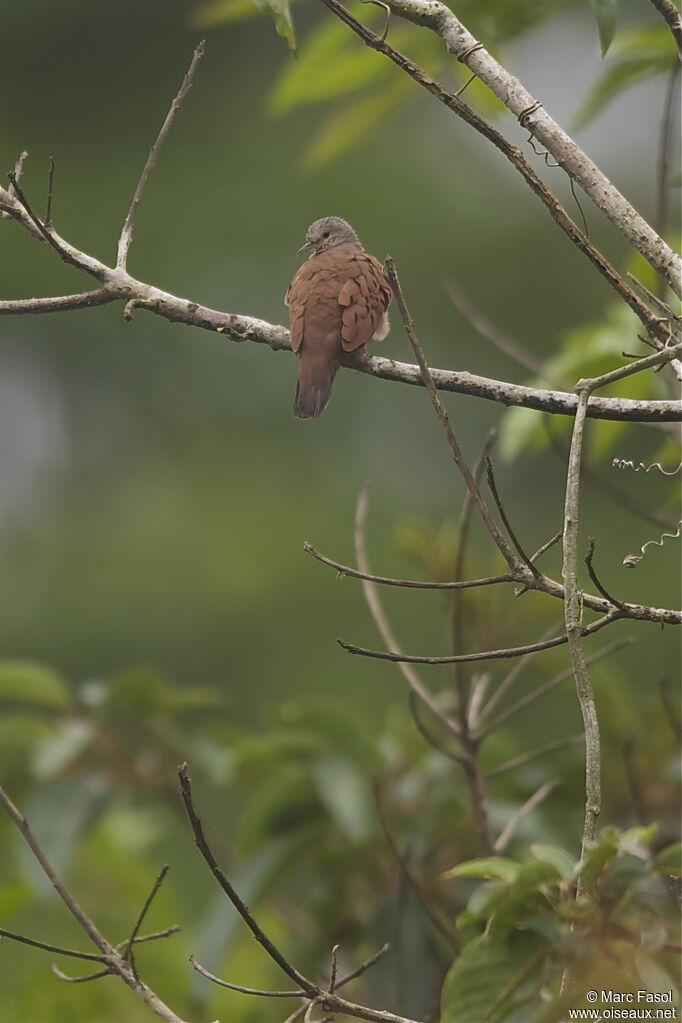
[285, 217, 393, 418]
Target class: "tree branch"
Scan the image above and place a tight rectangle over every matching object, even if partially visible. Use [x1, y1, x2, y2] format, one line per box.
[116, 41, 205, 269]
[647, 0, 682, 55]
[1, 190, 679, 422]
[352, 0, 681, 295]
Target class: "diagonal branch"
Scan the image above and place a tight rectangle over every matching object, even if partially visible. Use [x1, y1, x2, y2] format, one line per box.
[368, 0, 682, 295]
[647, 0, 682, 54]
[317, 0, 681, 308]
[353, 486, 462, 737]
[385, 257, 519, 571]
[116, 41, 205, 269]
[339, 611, 619, 665]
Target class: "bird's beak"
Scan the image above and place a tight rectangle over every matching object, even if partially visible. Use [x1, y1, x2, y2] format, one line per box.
[297, 239, 312, 255]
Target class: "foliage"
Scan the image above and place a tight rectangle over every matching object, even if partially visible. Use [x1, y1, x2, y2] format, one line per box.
[440, 829, 681, 1020]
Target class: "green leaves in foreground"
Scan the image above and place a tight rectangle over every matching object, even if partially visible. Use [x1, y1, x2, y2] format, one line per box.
[575, 22, 677, 128]
[440, 832, 681, 1020]
[192, 0, 298, 51]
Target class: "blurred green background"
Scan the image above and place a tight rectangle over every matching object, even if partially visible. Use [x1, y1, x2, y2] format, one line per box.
[0, 0, 679, 1019]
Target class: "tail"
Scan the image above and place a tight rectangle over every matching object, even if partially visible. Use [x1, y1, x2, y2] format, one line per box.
[294, 357, 339, 419]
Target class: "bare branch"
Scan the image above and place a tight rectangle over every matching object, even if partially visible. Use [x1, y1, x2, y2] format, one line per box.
[317, 0, 681, 307]
[0, 928, 106, 963]
[353, 486, 462, 737]
[123, 864, 171, 979]
[385, 257, 519, 570]
[0, 785, 112, 957]
[339, 612, 619, 665]
[369, 0, 682, 295]
[484, 456, 540, 577]
[477, 637, 632, 740]
[647, 0, 682, 55]
[1, 192, 679, 422]
[374, 783, 459, 948]
[584, 538, 626, 609]
[190, 956, 302, 997]
[116, 41, 206, 269]
[494, 780, 559, 852]
[303, 542, 512, 590]
[0, 290, 116, 315]
[1, 150, 28, 219]
[486, 734, 584, 779]
[445, 281, 555, 382]
[476, 623, 565, 725]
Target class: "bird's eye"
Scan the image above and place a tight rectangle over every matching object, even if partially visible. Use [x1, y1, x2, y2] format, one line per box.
[322, 231, 330, 238]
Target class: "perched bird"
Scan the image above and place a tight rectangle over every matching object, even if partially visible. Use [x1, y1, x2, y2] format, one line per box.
[285, 216, 392, 418]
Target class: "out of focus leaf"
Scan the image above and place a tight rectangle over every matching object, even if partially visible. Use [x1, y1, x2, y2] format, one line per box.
[313, 754, 372, 841]
[653, 842, 682, 876]
[269, 18, 400, 115]
[575, 22, 675, 127]
[441, 932, 547, 1022]
[529, 843, 576, 879]
[31, 719, 94, 778]
[303, 85, 409, 170]
[192, 0, 297, 48]
[445, 856, 520, 882]
[588, 0, 617, 56]
[0, 660, 71, 712]
[17, 776, 112, 897]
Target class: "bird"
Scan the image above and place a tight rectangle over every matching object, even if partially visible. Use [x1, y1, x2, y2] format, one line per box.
[285, 216, 393, 419]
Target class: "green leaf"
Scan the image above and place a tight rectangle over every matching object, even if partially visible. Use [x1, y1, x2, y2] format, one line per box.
[313, 755, 372, 841]
[575, 56, 671, 128]
[269, 18, 398, 115]
[445, 857, 521, 882]
[529, 844, 576, 880]
[303, 84, 409, 170]
[575, 23, 675, 127]
[440, 932, 547, 1023]
[0, 660, 71, 711]
[589, 0, 618, 56]
[192, 0, 297, 49]
[653, 842, 682, 877]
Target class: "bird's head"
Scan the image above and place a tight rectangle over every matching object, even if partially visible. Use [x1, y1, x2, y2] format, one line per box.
[298, 216, 361, 255]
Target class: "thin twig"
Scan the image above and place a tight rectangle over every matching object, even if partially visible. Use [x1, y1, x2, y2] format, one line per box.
[545, 420, 679, 530]
[2, 150, 28, 219]
[116, 41, 205, 269]
[486, 735, 584, 779]
[476, 624, 564, 725]
[622, 737, 646, 825]
[317, 0, 681, 307]
[477, 637, 631, 740]
[51, 965, 112, 983]
[303, 542, 512, 590]
[385, 257, 518, 571]
[584, 538, 626, 609]
[190, 956, 302, 997]
[494, 780, 558, 852]
[0, 928, 106, 962]
[374, 784, 459, 948]
[45, 156, 55, 228]
[339, 612, 619, 665]
[353, 486, 462, 737]
[445, 281, 553, 381]
[485, 456, 539, 576]
[123, 864, 171, 980]
[658, 676, 682, 740]
[178, 763, 317, 996]
[180, 766, 423, 1023]
[0, 785, 112, 956]
[647, 0, 682, 55]
[408, 691, 466, 764]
